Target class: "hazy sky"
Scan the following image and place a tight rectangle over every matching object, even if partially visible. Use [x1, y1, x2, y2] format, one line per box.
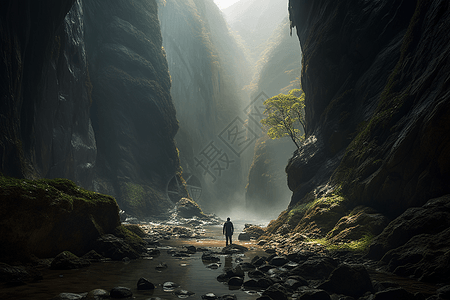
[214, 0, 241, 9]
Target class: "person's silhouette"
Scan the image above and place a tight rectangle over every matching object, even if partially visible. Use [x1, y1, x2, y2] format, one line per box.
[223, 217, 234, 246]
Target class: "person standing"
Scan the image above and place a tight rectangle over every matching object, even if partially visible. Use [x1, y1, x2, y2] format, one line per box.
[223, 217, 234, 246]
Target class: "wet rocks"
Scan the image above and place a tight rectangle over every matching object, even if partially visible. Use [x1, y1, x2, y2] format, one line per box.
[288, 256, 339, 280]
[0, 262, 41, 285]
[243, 224, 266, 239]
[51, 293, 86, 300]
[50, 251, 91, 270]
[176, 198, 207, 219]
[94, 234, 140, 261]
[221, 244, 248, 254]
[155, 262, 168, 271]
[109, 286, 132, 298]
[238, 233, 251, 241]
[173, 289, 195, 297]
[84, 289, 109, 299]
[202, 252, 221, 263]
[269, 256, 289, 266]
[367, 196, 450, 283]
[228, 276, 244, 286]
[318, 264, 373, 297]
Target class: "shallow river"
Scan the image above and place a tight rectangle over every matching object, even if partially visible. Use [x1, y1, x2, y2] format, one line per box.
[1, 222, 267, 300]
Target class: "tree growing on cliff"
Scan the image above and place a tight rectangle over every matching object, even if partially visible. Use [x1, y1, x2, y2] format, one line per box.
[260, 88, 306, 148]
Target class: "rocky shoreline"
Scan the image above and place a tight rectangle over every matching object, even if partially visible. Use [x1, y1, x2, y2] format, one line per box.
[1, 219, 449, 300]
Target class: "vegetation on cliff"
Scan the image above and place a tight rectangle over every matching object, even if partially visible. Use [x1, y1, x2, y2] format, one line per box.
[0, 175, 120, 260]
[261, 88, 306, 148]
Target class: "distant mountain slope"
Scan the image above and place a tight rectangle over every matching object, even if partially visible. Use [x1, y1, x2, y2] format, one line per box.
[159, 0, 253, 213]
[223, 0, 289, 65]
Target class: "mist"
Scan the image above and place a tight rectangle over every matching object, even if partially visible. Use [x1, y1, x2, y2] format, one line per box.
[158, 0, 302, 221]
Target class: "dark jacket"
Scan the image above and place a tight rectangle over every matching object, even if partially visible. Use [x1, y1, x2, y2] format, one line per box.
[223, 220, 234, 236]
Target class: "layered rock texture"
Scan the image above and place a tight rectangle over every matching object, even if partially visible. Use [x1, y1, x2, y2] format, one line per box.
[265, 0, 450, 283]
[0, 0, 181, 217]
[84, 0, 180, 216]
[286, 0, 450, 212]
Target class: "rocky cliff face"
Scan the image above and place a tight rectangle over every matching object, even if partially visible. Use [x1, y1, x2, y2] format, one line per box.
[0, 0, 78, 179]
[84, 0, 180, 217]
[264, 0, 450, 283]
[287, 0, 450, 213]
[0, 0, 181, 217]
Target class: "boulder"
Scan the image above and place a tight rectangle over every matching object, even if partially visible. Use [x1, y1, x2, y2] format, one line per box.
[202, 293, 218, 300]
[251, 255, 266, 267]
[381, 228, 450, 282]
[228, 276, 244, 286]
[0, 177, 120, 260]
[239, 262, 256, 271]
[238, 233, 251, 241]
[243, 279, 260, 288]
[51, 293, 85, 300]
[50, 251, 91, 270]
[367, 196, 450, 260]
[257, 278, 273, 289]
[176, 198, 206, 219]
[248, 269, 265, 278]
[269, 256, 289, 267]
[202, 252, 220, 263]
[289, 256, 339, 280]
[326, 206, 389, 243]
[137, 277, 155, 290]
[243, 225, 266, 240]
[84, 289, 109, 300]
[318, 264, 373, 297]
[94, 234, 140, 261]
[262, 283, 289, 300]
[109, 287, 132, 299]
[367, 196, 450, 283]
[162, 281, 179, 292]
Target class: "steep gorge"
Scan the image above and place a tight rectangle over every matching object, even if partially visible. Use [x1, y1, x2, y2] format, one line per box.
[159, 0, 252, 213]
[0, 0, 180, 218]
[264, 0, 450, 283]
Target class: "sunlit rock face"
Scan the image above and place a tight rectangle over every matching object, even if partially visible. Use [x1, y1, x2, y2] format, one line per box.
[84, 0, 180, 216]
[288, 0, 450, 215]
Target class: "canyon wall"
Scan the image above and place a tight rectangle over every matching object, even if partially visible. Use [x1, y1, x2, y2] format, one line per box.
[263, 0, 450, 282]
[286, 0, 450, 214]
[0, 0, 181, 217]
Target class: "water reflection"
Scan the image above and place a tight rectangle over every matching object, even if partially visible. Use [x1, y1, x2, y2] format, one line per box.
[0, 225, 265, 300]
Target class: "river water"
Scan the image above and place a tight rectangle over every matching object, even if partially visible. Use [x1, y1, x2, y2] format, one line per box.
[1, 220, 439, 299]
[1, 221, 267, 300]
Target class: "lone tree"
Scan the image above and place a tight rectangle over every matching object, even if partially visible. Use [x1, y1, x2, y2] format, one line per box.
[260, 88, 306, 148]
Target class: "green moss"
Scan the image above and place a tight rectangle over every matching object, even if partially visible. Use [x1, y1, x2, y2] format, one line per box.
[308, 233, 374, 253]
[0, 175, 115, 207]
[120, 182, 147, 207]
[286, 193, 346, 228]
[114, 225, 145, 252]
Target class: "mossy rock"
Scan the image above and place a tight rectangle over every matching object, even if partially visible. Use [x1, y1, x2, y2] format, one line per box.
[113, 225, 147, 254]
[176, 198, 207, 219]
[0, 175, 120, 260]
